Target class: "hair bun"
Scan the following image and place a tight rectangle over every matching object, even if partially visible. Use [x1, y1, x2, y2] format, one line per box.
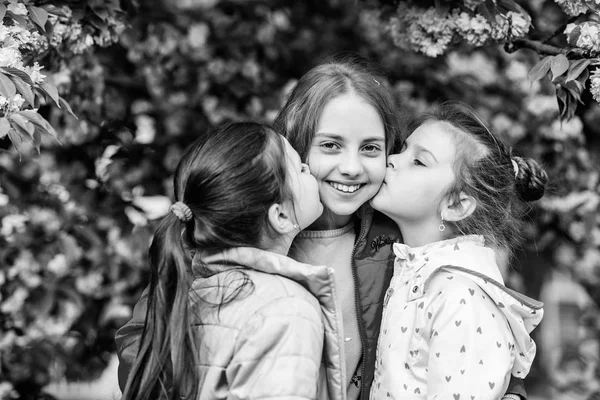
[513, 156, 548, 202]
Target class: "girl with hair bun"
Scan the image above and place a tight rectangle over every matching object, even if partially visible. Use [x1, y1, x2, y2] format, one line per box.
[370, 101, 548, 400]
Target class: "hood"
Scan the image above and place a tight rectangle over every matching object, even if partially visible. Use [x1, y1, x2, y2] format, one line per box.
[393, 235, 544, 378]
[199, 247, 347, 400]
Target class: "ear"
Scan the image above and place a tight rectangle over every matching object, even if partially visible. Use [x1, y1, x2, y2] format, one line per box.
[267, 202, 296, 235]
[441, 192, 477, 222]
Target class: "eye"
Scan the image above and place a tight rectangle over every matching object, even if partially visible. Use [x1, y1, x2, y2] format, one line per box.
[413, 159, 425, 167]
[320, 142, 339, 150]
[362, 144, 381, 153]
[300, 163, 310, 173]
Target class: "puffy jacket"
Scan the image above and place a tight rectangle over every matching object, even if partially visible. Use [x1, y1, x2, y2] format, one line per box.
[122, 247, 347, 400]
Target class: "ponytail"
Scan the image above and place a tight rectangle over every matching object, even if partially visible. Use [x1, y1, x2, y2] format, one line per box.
[121, 214, 199, 400]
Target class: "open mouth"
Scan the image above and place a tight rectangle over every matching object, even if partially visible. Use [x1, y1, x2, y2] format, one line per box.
[328, 181, 364, 193]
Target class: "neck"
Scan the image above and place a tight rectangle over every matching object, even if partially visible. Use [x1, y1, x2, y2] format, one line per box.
[308, 208, 353, 231]
[260, 233, 294, 256]
[394, 218, 447, 248]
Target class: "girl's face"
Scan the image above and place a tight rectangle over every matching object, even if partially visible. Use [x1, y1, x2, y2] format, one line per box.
[306, 92, 387, 229]
[371, 121, 456, 225]
[282, 137, 323, 230]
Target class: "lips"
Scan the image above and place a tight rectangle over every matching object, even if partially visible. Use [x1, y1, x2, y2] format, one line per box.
[328, 181, 364, 193]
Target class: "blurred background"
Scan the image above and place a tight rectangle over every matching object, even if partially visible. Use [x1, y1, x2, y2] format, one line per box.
[0, 0, 599, 399]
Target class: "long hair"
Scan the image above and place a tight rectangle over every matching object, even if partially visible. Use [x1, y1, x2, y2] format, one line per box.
[408, 102, 548, 255]
[121, 122, 292, 400]
[273, 54, 402, 159]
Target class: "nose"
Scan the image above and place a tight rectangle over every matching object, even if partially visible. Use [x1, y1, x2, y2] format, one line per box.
[387, 154, 400, 169]
[338, 152, 363, 177]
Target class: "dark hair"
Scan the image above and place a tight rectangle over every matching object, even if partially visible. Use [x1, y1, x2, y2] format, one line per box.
[410, 101, 548, 253]
[121, 122, 292, 400]
[273, 54, 402, 160]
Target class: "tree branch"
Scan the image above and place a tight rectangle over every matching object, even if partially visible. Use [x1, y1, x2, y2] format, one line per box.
[506, 38, 597, 58]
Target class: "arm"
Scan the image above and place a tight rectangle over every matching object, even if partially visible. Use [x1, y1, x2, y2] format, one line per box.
[115, 286, 148, 392]
[426, 274, 514, 400]
[226, 295, 325, 400]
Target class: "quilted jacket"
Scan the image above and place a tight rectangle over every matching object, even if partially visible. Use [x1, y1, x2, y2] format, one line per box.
[122, 247, 347, 400]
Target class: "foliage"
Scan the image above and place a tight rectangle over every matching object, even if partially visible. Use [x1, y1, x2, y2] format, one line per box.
[364, 0, 600, 121]
[0, 0, 599, 399]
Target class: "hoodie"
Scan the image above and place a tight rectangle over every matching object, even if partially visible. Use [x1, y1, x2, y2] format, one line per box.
[370, 235, 543, 400]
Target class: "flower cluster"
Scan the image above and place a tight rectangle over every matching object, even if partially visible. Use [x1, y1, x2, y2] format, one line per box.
[0, 23, 46, 119]
[565, 21, 600, 52]
[554, 0, 593, 16]
[385, 3, 531, 57]
[591, 68, 600, 102]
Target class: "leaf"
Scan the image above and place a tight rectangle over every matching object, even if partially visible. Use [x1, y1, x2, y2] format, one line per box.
[563, 81, 584, 104]
[38, 83, 60, 107]
[566, 59, 591, 82]
[7, 74, 35, 107]
[0, 67, 34, 86]
[8, 113, 34, 137]
[528, 56, 552, 83]
[434, 0, 451, 16]
[550, 54, 570, 81]
[0, 4, 6, 20]
[7, 125, 26, 156]
[0, 117, 10, 139]
[59, 97, 78, 119]
[477, 0, 499, 24]
[18, 110, 59, 141]
[0, 73, 17, 99]
[27, 6, 49, 31]
[6, 10, 27, 27]
[567, 25, 581, 45]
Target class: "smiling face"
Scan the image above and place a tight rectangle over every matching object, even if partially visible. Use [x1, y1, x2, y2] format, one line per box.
[306, 92, 387, 229]
[371, 120, 457, 227]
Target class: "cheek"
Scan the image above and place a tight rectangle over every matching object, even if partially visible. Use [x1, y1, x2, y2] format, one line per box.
[365, 157, 387, 184]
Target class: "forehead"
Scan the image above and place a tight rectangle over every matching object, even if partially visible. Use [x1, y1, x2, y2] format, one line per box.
[317, 92, 385, 140]
[408, 121, 457, 164]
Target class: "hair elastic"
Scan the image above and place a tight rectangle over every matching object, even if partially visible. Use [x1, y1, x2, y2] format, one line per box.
[511, 159, 519, 178]
[170, 201, 193, 222]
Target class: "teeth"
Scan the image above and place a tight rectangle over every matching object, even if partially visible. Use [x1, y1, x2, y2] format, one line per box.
[330, 182, 361, 193]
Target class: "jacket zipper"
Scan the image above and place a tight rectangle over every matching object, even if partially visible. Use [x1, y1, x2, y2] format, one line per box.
[351, 215, 369, 400]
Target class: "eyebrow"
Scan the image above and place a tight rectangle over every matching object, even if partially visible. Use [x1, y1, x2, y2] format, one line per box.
[314, 133, 385, 143]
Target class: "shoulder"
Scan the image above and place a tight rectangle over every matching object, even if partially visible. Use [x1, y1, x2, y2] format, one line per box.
[234, 269, 322, 322]
[425, 270, 494, 310]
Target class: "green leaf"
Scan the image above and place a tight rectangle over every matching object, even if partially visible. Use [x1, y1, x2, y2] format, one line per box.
[0, 67, 34, 86]
[566, 59, 591, 82]
[7, 74, 35, 107]
[528, 56, 552, 83]
[18, 109, 59, 141]
[7, 125, 26, 156]
[0, 4, 7, 20]
[0, 73, 17, 98]
[550, 54, 570, 81]
[28, 6, 49, 31]
[0, 117, 10, 138]
[59, 97, 78, 119]
[38, 83, 61, 107]
[8, 113, 34, 137]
